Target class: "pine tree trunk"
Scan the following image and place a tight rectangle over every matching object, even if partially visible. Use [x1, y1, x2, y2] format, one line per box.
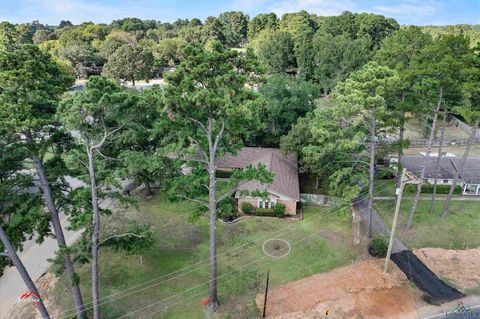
[0, 226, 50, 319]
[394, 109, 406, 207]
[441, 121, 479, 220]
[406, 88, 442, 229]
[430, 112, 447, 215]
[366, 106, 376, 239]
[32, 155, 88, 319]
[87, 149, 101, 319]
[208, 139, 219, 311]
[146, 182, 153, 196]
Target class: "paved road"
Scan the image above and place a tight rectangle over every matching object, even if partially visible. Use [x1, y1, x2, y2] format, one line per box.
[0, 176, 126, 318]
[0, 213, 82, 318]
[419, 296, 480, 318]
[0, 176, 107, 318]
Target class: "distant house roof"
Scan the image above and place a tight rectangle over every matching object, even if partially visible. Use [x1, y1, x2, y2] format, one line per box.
[450, 158, 480, 184]
[400, 156, 457, 180]
[400, 156, 480, 184]
[217, 147, 300, 201]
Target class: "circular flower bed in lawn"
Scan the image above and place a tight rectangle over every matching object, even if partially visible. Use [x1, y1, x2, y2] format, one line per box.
[262, 239, 292, 259]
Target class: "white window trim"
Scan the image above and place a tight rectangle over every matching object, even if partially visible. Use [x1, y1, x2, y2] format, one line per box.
[258, 198, 277, 209]
[257, 199, 263, 208]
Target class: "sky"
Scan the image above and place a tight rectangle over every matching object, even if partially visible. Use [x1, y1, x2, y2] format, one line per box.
[0, 0, 479, 26]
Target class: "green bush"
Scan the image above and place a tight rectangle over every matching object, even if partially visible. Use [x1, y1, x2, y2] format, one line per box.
[216, 170, 234, 178]
[404, 184, 462, 194]
[255, 208, 275, 217]
[369, 237, 388, 258]
[241, 202, 253, 214]
[274, 203, 286, 217]
[218, 197, 237, 220]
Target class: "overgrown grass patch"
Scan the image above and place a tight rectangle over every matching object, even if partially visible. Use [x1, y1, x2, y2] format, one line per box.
[374, 200, 480, 249]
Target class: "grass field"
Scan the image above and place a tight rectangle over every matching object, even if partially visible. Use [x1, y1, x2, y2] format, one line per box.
[52, 192, 364, 318]
[404, 118, 470, 140]
[374, 200, 480, 250]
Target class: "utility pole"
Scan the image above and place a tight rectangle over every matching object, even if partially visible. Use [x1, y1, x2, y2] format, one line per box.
[262, 270, 270, 318]
[384, 168, 420, 273]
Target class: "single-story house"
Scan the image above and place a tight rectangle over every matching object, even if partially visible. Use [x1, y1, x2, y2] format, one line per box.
[399, 156, 480, 195]
[217, 147, 300, 215]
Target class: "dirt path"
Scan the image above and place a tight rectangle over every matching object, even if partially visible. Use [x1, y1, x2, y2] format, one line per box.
[257, 259, 424, 319]
[353, 198, 408, 253]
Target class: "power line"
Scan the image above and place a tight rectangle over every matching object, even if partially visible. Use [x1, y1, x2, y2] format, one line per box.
[110, 194, 399, 319]
[52, 167, 480, 318]
[52, 178, 395, 318]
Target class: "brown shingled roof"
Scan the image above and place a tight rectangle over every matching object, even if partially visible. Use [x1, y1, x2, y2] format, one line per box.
[217, 147, 300, 201]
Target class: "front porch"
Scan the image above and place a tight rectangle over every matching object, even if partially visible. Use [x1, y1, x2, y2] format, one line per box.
[462, 182, 480, 195]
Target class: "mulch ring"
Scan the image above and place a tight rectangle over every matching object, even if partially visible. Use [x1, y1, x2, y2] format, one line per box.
[262, 239, 292, 259]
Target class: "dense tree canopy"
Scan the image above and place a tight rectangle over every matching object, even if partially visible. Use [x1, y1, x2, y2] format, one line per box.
[255, 30, 296, 74]
[247, 12, 278, 39]
[256, 75, 322, 145]
[99, 30, 137, 58]
[102, 43, 154, 85]
[298, 33, 372, 93]
[218, 11, 249, 47]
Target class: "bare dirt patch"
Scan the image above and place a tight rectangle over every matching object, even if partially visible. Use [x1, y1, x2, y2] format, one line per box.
[414, 247, 480, 293]
[257, 259, 425, 319]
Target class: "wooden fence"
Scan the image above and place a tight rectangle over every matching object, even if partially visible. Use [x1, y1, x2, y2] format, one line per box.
[378, 114, 480, 148]
[447, 114, 480, 138]
[408, 137, 480, 148]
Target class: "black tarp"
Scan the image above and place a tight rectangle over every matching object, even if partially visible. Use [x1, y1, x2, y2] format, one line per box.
[391, 250, 465, 303]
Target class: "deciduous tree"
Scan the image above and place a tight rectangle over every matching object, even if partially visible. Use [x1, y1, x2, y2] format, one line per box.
[248, 12, 278, 39]
[256, 30, 296, 74]
[103, 43, 154, 85]
[257, 75, 321, 145]
[218, 11, 249, 47]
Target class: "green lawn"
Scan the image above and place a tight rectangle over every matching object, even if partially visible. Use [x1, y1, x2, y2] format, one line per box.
[52, 193, 363, 319]
[374, 200, 480, 250]
[373, 179, 397, 197]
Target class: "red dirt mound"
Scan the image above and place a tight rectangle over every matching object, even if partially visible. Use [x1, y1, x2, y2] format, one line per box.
[257, 259, 423, 319]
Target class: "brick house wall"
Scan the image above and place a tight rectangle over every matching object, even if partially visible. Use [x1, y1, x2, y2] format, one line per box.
[277, 199, 297, 215]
